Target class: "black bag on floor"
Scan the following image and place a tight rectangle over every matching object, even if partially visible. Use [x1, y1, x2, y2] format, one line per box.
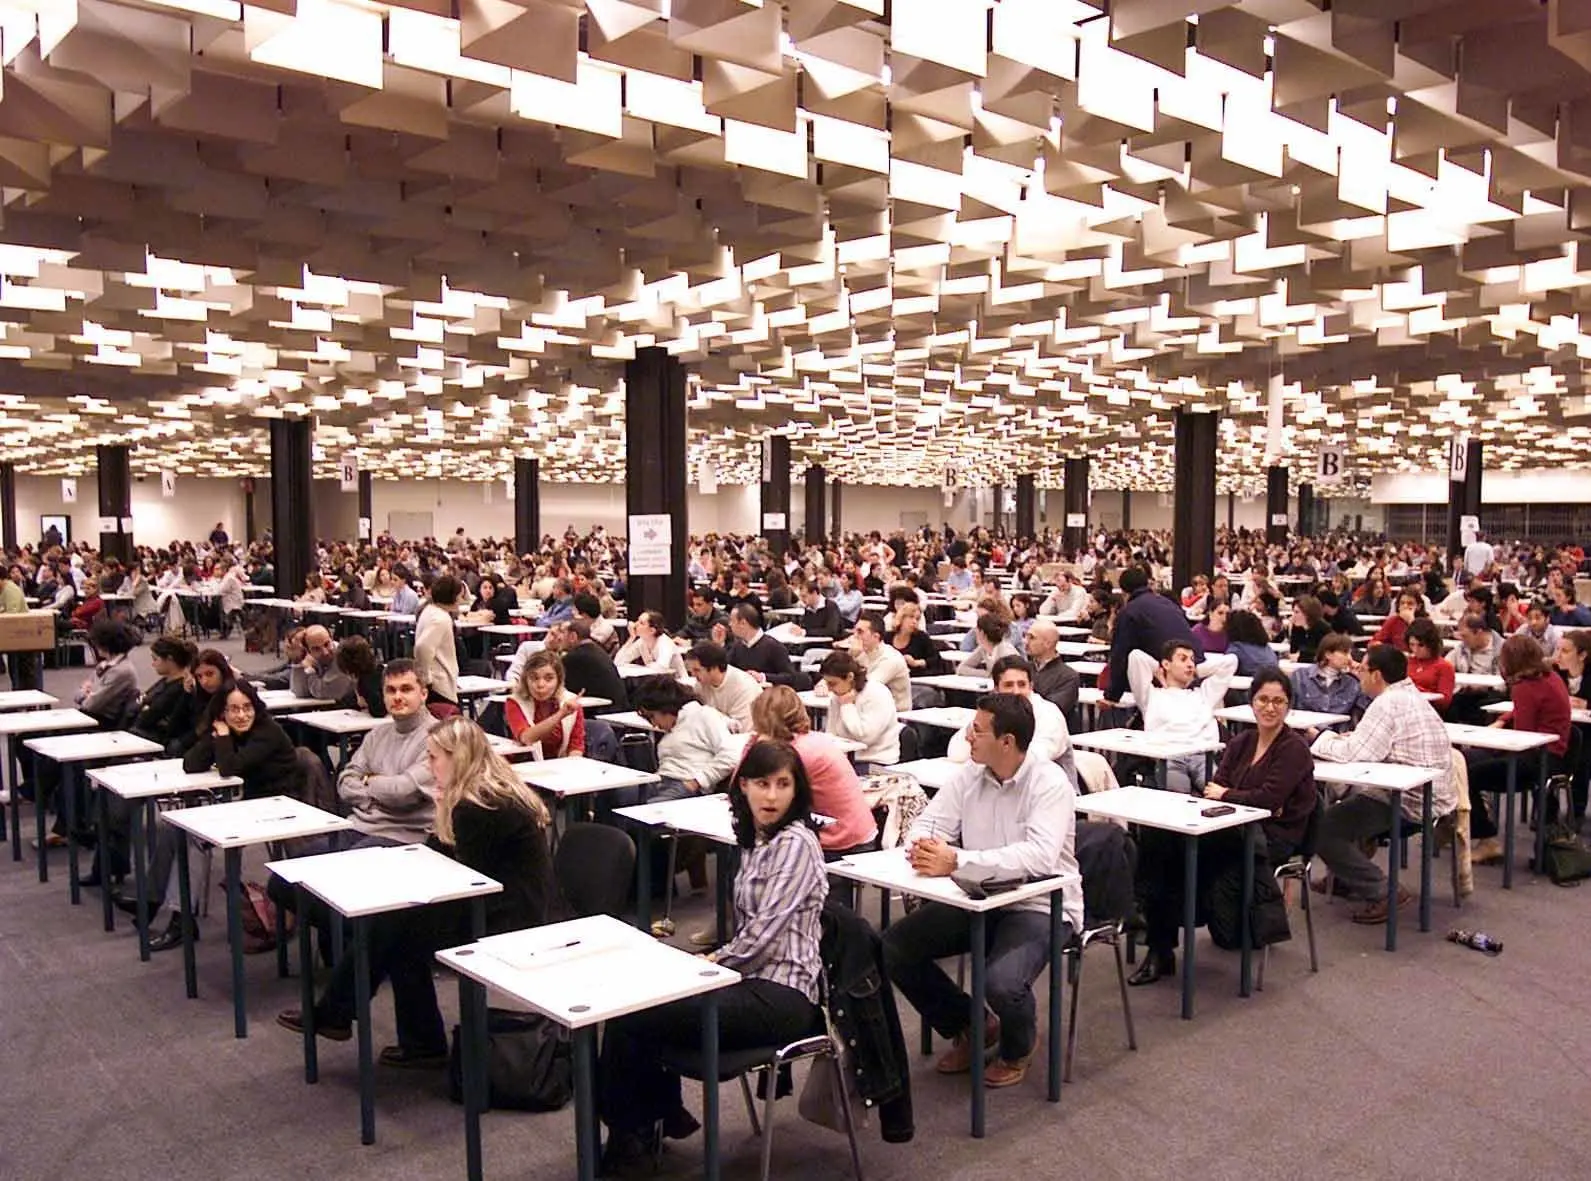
[447, 1009, 573, 1112]
[1539, 777, 1591, 886]
[1207, 860, 1291, 950]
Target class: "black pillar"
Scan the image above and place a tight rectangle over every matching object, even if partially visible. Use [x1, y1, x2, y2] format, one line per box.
[0, 462, 15, 552]
[1297, 483, 1314, 537]
[831, 479, 843, 541]
[760, 436, 791, 562]
[1172, 409, 1218, 595]
[990, 483, 1004, 534]
[1121, 488, 1131, 532]
[1446, 437, 1484, 561]
[625, 349, 689, 626]
[1014, 473, 1036, 541]
[1062, 458, 1089, 555]
[804, 465, 826, 547]
[242, 477, 256, 544]
[514, 457, 541, 557]
[269, 419, 315, 600]
[357, 471, 373, 545]
[96, 444, 132, 565]
[1266, 465, 1289, 545]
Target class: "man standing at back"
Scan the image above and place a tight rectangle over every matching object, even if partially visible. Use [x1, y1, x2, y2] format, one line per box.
[1106, 564, 1201, 702]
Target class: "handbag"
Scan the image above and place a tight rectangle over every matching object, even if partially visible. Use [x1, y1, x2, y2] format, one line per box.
[447, 1009, 573, 1112]
[1538, 777, 1591, 887]
[1207, 861, 1291, 950]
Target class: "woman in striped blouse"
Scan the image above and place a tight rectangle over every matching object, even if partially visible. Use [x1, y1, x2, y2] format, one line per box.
[598, 740, 827, 1171]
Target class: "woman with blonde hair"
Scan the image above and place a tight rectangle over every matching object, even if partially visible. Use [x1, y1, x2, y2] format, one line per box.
[749, 686, 877, 854]
[505, 650, 585, 759]
[278, 718, 555, 1067]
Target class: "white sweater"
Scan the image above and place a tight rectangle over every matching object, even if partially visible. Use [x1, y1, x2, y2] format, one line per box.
[696, 665, 762, 732]
[616, 633, 684, 676]
[413, 603, 459, 703]
[857, 644, 912, 711]
[1126, 648, 1235, 746]
[656, 701, 740, 788]
[825, 679, 900, 765]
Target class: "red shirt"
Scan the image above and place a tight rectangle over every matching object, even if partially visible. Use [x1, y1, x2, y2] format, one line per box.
[1371, 615, 1409, 652]
[1503, 673, 1571, 758]
[504, 695, 586, 760]
[1406, 655, 1455, 711]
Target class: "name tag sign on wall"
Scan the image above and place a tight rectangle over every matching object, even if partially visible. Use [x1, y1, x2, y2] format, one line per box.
[160, 470, 176, 498]
[628, 514, 672, 576]
[1315, 446, 1344, 486]
[61, 478, 77, 504]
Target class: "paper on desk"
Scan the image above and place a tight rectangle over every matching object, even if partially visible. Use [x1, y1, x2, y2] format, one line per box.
[486, 939, 618, 974]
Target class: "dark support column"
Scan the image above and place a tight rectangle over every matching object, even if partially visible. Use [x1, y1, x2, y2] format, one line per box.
[1266, 466, 1289, 545]
[514, 458, 541, 557]
[1463, 437, 1483, 534]
[991, 483, 1004, 534]
[803, 465, 826, 547]
[269, 419, 315, 601]
[1172, 409, 1218, 596]
[96, 445, 132, 565]
[1297, 483, 1314, 537]
[1062, 458, 1089, 554]
[242, 478, 256, 544]
[1121, 489, 1131, 532]
[357, 472, 373, 545]
[830, 479, 843, 541]
[1226, 493, 1235, 532]
[0, 462, 16, 552]
[760, 436, 791, 561]
[625, 349, 689, 626]
[1014, 474, 1036, 541]
[1446, 438, 1484, 561]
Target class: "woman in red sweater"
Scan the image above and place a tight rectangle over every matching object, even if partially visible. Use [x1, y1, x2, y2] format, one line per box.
[1405, 618, 1455, 712]
[1369, 591, 1423, 652]
[1466, 634, 1573, 863]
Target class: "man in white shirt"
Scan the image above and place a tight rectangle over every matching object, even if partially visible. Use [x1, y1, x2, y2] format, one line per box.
[683, 642, 761, 733]
[1463, 531, 1495, 578]
[947, 656, 1075, 786]
[1125, 640, 1237, 793]
[883, 692, 1081, 1090]
[851, 617, 912, 711]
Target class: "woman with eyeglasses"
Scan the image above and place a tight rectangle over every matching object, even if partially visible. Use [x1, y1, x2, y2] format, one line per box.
[182, 681, 303, 800]
[1130, 668, 1316, 987]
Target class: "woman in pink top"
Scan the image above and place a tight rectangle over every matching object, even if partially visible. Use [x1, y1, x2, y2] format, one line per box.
[749, 687, 878, 853]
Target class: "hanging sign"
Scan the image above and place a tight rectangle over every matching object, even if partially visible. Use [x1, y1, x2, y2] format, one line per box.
[1316, 446, 1345, 486]
[160, 470, 176, 498]
[628, 514, 673, 576]
[339, 456, 358, 491]
[61, 478, 77, 504]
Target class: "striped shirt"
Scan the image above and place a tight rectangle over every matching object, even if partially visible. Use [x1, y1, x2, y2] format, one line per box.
[714, 822, 827, 1003]
[1310, 679, 1456, 819]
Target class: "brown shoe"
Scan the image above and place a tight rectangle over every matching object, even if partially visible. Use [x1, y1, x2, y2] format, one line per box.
[1469, 837, 1504, 866]
[984, 1055, 1032, 1089]
[934, 1011, 1000, 1074]
[1350, 887, 1413, 925]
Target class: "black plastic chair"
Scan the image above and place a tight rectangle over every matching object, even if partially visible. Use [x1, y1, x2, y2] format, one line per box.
[553, 823, 635, 919]
[1257, 789, 1324, 991]
[1064, 822, 1138, 1080]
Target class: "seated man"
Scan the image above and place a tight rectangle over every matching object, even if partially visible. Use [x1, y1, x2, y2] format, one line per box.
[289, 625, 355, 705]
[535, 578, 575, 627]
[571, 591, 616, 651]
[679, 587, 728, 643]
[532, 619, 628, 711]
[1040, 571, 1088, 620]
[1307, 645, 1456, 924]
[947, 656, 1076, 786]
[1025, 620, 1082, 723]
[1449, 611, 1505, 723]
[883, 693, 1082, 1089]
[851, 616, 912, 711]
[792, 580, 844, 639]
[955, 614, 1020, 678]
[1122, 640, 1237, 793]
[725, 603, 802, 688]
[331, 659, 439, 845]
[684, 642, 760, 732]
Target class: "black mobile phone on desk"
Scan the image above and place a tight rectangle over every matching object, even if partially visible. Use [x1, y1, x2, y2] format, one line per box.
[1201, 804, 1236, 817]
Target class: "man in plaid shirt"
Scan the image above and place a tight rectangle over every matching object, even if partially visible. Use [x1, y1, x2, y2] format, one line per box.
[1308, 646, 1457, 924]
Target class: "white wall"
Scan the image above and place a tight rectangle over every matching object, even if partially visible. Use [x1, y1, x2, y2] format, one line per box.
[14, 473, 247, 548]
[1371, 468, 1591, 505]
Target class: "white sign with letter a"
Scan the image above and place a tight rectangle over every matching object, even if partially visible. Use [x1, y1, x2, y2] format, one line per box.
[628, 514, 673, 576]
[60, 478, 77, 504]
[160, 470, 176, 498]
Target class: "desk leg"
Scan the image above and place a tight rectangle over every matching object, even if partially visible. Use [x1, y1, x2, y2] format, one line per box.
[297, 884, 318, 1085]
[332, 913, 345, 964]
[64, 764, 80, 904]
[1180, 836, 1198, 1020]
[178, 835, 197, 999]
[1419, 785, 1433, 934]
[276, 899, 290, 979]
[634, 825, 652, 932]
[470, 896, 486, 939]
[1385, 796, 1400, 954]
[9, 736, 21, 863]
[34, 750, 47, 881]
[133, 803, 150, 961]
[1501, 757, 1514, 891]
[1533, 747, 1551, 875]
[354, 917, 375, 1144]
[98, 785, 114, 932]
[226, 847, 247, 1038]
[1239, 824, 1254, 997]
[714, 848, 730, 943]
[969, 911, 987, 1137]
[1047, 895, 1064, 1103]
[571, 1024, 597, 1181]
[701, 990, 721, 1181]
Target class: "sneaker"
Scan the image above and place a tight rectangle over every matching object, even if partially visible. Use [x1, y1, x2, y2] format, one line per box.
[649, 917, 676, 938]
[1350, 886, 1413, 925]
[984, 1054, 1032, 1089]
[687, 928, 717, 949]
[1469, 837, 1504, 865]
[934, 1011, 1001, 1074]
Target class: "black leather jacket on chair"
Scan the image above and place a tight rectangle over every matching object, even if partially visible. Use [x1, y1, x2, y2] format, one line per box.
[820, 901, 914, 1143]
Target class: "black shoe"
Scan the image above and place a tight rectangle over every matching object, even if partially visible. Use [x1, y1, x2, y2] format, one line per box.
[276, 1009, 353, 1042]
[378, 1044, 447, 1069]
[113, 895, 160, 917]
[149, 914, 198, 952]
[1127, 951, 1176, 987]
[599, 1128, 660, 1177]
[661, 1106, 700, 1140]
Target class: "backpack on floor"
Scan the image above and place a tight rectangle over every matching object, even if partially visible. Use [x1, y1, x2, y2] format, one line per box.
[447, 1009, 572, 1112]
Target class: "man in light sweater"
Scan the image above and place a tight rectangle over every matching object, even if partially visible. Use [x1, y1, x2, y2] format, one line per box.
[684, 642, 761, 733]
[853, 617, 912, 711]
[1125, 640, 1237, 793]
[336, 660, 439, 844]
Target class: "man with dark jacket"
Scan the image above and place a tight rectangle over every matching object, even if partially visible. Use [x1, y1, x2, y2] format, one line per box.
[725, 603, 803, 688]
[679, 587, 728, 643]
[794, 581, 844, 639]
[1105, 565, 1201, 703]
[1317, 590, 1362, 637]
[550, 619, 627, 711]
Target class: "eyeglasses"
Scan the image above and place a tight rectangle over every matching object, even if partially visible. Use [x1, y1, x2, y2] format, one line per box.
[224, 703, 255, 716]
[1252, 696, 1290, 710]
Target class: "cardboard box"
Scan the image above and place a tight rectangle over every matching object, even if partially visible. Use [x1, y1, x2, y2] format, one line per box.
[0, 611, 57, 652]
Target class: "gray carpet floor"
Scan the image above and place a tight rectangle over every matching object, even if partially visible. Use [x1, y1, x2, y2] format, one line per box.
[2, 640, 1587, 1180]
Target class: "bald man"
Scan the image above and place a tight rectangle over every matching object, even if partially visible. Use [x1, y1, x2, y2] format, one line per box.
[289, 625, 355, 704]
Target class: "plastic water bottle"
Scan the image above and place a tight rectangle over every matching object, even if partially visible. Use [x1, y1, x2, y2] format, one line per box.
[1447, 929, 1503, 956]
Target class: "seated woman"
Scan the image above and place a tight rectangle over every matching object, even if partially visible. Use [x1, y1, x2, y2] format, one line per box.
[505, 650, 586, 759]
[1287, 595, 1332, 663]
[335, 635, 386, 717]
[186, 648, 235, 749]
[1192, 598, 1230, 655]
[614, 610, 685, 675]
[1225, 609, 1279, 677]
[818, 651, 900, 771]
[1466, 634, 1572, 864]
[1553, 628, 1591, 709]
[1369, 591, 1423, 652]
[598, 739, 826, 1169]
[1130, 669, 1317, 985]
[749, 686, 878, 856]
[278, 717, 556, 1065]
[630, 676, 740, 800]
[1405, 618, 1455, 712]
[297, 572, 327, 604]
[887, 599, 940, 673]
[70, 578, 105, 631]
[1288, 633, 1365, 721]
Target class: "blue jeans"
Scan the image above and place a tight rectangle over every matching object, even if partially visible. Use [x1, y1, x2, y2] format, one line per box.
[882, 901, 1068, 1062]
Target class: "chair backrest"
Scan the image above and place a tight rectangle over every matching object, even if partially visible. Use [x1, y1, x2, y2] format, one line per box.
[1296, 787, 1327, 862]
[896, 721, 920, 763]
[584, 717, 620, 764]
[1072, 749, 1118, 795]
[292, 746, 340, 816]
[1075, 820, 1136, 926]
[554, 823, 636, 918]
